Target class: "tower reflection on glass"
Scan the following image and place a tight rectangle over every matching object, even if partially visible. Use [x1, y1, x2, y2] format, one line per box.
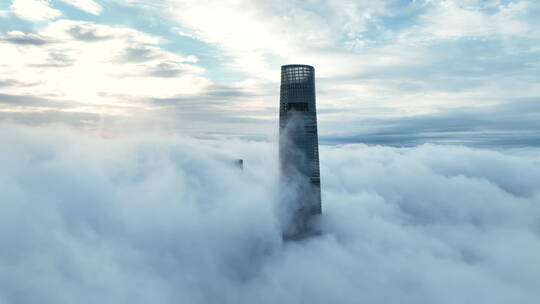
[279, 64, 321, 240]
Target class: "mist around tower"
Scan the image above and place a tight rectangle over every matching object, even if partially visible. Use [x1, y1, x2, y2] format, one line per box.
[278, 113, 322, 240]
[2, 124, 540, 304]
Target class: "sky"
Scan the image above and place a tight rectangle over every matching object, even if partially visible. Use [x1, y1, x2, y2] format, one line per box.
[1, 0, 539, 146]
[1, 2, 540, 303]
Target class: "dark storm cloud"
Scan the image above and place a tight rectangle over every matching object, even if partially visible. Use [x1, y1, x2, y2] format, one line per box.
[0, 124, 539, 303]
[322, 98, 540, 147]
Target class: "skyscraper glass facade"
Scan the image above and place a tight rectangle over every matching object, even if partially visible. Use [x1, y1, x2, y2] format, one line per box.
[279, 64, 321, 238]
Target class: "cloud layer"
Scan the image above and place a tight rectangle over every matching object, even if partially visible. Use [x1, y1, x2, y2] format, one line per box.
[1, 124, 539, 303]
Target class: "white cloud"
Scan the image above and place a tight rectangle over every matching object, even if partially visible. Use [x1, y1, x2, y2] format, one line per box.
[0, 123, 539, 303]
[415, 0, 540, 39]
[0, 30, 49, 45]
[128, 0, 399, 81]
[10, 0, 61, 22]
[59, 0, 103, 15]
[0, 20, 209, 110]
[2, 1, 539, 140]
[114, 0, 540, 126]
[149, 0, 337, 80]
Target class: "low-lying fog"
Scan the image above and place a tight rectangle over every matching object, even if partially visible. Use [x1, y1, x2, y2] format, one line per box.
[1, 124, 539, 304]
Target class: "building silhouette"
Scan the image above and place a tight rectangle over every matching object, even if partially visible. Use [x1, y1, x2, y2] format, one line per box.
[279, 64, 321, 239]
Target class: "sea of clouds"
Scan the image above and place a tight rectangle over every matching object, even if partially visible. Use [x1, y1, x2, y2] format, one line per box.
[1, 124, 540, 304]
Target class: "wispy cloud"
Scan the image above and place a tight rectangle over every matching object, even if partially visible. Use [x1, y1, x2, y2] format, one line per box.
[59, 0, 103, 15]
[0, 19, 209, 114]
[1, 0, 539, 145]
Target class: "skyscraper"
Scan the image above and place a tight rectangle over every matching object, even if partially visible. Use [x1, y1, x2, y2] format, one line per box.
[279, 64, 321, 239]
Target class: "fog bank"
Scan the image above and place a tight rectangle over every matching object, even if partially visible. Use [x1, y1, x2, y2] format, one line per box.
[1, 124, 539, 304]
